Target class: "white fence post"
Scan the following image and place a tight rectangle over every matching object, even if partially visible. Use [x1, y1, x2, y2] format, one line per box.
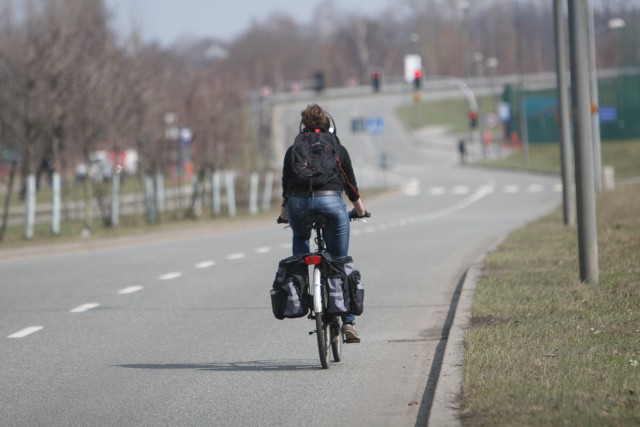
[155, 173, 165, 213]
[51, 172, 61, 235]
[144, 175, 155, 223]
[212, 171, 221, 216]
[249, 173, 259, 215]
[24, 174, 36, 240]
[111, 173, 120, 226]
[225, 171, 236, 217]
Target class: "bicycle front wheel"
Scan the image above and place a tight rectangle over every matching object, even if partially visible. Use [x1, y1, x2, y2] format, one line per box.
[316, 314, 330, 369]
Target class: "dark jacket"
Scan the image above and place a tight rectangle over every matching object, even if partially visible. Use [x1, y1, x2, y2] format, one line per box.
[282, 132, 360, 202]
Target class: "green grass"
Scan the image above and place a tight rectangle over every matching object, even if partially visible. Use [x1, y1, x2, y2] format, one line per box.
[484, 140, 640, 179]
[398, 95, 499, 134]
[461, 185, 640, 425]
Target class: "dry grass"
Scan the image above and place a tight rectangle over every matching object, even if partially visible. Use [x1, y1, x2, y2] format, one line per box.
[460, 184, 640, 426]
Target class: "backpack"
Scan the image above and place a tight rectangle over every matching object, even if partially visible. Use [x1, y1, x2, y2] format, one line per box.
[290, 129, 341, 191]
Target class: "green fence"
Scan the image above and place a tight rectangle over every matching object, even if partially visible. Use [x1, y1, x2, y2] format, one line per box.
[503, 71, 640, 144]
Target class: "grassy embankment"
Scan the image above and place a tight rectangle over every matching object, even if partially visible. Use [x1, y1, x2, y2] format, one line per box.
[399, 98, 640, 425]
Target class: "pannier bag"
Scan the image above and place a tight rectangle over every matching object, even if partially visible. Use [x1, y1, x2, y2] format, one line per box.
[323, 255, 365, 316]
[270, 255, 309, 319]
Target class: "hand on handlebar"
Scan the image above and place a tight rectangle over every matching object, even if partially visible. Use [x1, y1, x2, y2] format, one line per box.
[349, 209, 371, 220]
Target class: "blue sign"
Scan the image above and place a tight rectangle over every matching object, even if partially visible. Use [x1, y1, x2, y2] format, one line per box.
[366, 117, 384, 136]
[599, 107, 617, 122]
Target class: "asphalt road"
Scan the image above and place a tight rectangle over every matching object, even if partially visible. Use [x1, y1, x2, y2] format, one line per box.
[1, 92, 562, 426]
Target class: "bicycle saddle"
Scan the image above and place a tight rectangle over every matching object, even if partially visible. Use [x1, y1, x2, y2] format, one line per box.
[302, 215, 329, 229]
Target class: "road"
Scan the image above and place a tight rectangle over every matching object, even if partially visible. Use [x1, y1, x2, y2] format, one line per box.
[0, 92, 561, 426]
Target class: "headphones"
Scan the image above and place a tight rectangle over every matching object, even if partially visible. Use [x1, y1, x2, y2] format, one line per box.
[299, 111, 337, 135]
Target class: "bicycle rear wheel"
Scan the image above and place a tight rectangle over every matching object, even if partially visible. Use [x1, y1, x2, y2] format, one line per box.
[316, 314, 330, 369]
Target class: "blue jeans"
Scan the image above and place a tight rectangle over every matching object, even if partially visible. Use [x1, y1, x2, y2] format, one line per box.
[287, 194, 355, 323]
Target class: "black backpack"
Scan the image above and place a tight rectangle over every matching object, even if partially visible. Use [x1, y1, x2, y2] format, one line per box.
[290, 125, 342, 191]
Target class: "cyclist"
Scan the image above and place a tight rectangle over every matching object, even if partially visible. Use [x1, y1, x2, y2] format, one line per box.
[279, 104, 367, 343]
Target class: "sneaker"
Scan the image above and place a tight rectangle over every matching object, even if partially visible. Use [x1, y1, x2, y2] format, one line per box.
[342, 323, 361, 343]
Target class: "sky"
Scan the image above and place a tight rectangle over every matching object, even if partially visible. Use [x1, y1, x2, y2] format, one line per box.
[105, 0, 393, 45]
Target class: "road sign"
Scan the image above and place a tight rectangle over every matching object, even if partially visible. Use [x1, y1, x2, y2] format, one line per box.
[367, 117, 384, 136]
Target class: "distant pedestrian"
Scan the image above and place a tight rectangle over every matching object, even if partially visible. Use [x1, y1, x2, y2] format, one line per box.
[458, 139, 467, 164]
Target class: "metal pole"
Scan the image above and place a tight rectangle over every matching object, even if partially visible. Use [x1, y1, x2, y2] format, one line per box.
[554, 0, 576, 226]
[587, 0, 603, 191]
[568, 0, 599, 284]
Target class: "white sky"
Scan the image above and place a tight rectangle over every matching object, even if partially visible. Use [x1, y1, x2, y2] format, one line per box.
[106, 0, 393, 45]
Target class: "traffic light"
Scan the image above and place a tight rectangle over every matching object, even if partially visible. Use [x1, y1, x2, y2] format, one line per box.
[371, 71, 381, 92]
[313, 71, 325, 92]
[469, 110, 478, 128]
[413, 69, 422, 90]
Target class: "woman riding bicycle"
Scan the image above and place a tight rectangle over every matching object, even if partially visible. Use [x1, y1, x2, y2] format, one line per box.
[279, 104, 367, 343]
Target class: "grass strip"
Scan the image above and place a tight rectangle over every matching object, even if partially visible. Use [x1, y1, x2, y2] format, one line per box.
[460, 183, 640, 425]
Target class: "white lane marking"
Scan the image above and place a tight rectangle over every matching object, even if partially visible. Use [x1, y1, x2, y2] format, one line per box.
[118, 285, 143, 295]
[452, 186, 470, 195]
[255, 247, 271, 254]
[8, 326, 43, 338]
[428, 186, 446, 196]
[554, 183, 563, 192]
[226, 253, 246, 260]
[278, 243, 290, 250]
[481, 184, 496, 194]
[504, 185, 520, 193]
[422, 184, 494, 220]
[195, 261, 216, 269]
[70, 303, 100, 313]
[402, 179, 421, 196]
[528, 184, 544, 193]
[159, 272, 182, 280]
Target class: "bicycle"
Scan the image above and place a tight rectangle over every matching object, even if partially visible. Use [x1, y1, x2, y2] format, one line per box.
[278, 210, 370, 369]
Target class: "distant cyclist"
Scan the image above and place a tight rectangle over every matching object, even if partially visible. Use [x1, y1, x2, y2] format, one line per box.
[279, 104, 367, 342]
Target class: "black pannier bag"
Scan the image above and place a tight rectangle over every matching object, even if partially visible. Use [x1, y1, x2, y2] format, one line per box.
[270, 255, 309, 319]
[323, 254, 365, 316]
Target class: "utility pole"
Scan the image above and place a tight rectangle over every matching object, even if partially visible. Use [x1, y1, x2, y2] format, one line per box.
[554, 0, 576, 226]
[568, 0, 599, 284]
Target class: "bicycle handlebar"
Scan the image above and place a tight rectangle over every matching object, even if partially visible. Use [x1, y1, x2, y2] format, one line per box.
[349, 210, 371, 220]
[277, 210, 370, 225]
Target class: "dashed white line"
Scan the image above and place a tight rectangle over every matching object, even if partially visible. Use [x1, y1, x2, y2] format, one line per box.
[118, 285, 143, 295]
[402, 179, 421, 196]
[554, 183, 563, 192]
[452, 186, 470, 195]
[195, 261, 216, 269]
[528, 184, 544, 193]
[226, 253, 246, 260]
[159, 272, 182, 280]
[70, 303, 100, 313]
[428, 186, 446, 196]
[504, 185, 520, 193]
[8, 326, 43, 338]
[255, 247, 271, 254]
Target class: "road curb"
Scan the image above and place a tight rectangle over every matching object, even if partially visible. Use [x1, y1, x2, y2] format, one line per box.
[427, 237, 507, 426]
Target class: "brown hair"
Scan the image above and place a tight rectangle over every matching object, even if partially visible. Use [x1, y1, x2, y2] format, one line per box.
[301, 104, 330, 130]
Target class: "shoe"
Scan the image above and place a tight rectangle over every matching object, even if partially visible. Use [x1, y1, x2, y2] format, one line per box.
[342, 323, 360, 343]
